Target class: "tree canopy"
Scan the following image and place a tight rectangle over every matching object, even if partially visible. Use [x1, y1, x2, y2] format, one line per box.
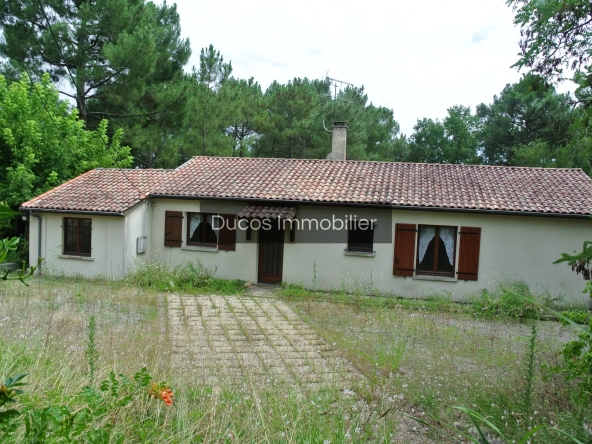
[477, 74, 573, 165]
[0, 73, 131, 208]
[0, 0, 591, 175]
[0, 0, 191, 167]
[505, 0, 592, 173]
[408, 106, 480, 165]
[508, 0, 592, 88]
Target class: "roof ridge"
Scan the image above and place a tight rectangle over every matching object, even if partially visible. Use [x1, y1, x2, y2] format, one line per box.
[93, 168, 172, 172]
[187, 156, 584, 172]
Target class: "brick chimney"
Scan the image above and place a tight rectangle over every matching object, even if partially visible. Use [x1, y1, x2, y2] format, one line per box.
[326, 121, 348, 160]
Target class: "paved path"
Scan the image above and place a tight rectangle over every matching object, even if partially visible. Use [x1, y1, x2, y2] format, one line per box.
[166, 294, 363, 387]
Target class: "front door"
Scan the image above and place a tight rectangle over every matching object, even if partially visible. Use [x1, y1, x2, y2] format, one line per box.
[257, 224, 284, 284]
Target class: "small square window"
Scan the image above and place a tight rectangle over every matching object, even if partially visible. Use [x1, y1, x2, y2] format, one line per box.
[347, 219, 374, 252]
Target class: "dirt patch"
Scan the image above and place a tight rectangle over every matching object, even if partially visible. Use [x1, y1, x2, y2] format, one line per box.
[166, 293, 364, 387]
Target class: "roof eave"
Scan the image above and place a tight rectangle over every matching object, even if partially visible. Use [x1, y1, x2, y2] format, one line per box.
[19, 207, 125, 217]
[149, 193, 592, 219]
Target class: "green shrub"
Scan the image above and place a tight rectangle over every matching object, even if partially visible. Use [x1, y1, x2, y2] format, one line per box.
[472, 280, 544, 320]
[126, 261, 173, 290]
[126, 261, 244, 294]
[0, 368, 167, 442]
[559, 310, 590, 325]
[554, 318, 592, 406]
[3, 237, 28, 266]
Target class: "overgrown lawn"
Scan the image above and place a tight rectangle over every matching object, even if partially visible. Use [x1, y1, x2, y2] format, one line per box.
[0, 276, 589, 443]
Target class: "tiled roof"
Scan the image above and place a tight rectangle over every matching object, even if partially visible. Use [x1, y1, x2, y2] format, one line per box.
[21, 169, 170, 213]
[20, 157, 592, 216]
[150, 157, 592, 216]
[237, 205, 298, 220]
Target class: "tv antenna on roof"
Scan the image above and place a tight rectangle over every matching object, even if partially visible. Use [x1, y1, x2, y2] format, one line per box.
[326, 72, 355, 120]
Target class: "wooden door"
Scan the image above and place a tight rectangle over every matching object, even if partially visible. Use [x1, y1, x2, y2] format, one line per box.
[258, 224, 284, 284]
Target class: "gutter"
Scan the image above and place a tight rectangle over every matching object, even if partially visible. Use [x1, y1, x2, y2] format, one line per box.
[149, 194, 592, 220]
[29, 210, 42, 275]
[19, 208, 124, 217]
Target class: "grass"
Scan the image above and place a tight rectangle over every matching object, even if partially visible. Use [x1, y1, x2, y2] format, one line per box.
[277, 279, 581, 321]
[0, 278, 399, 442]
[277, 282, 473, 316]
[284, 288, 589, 442]
[0, 276, 589, 442]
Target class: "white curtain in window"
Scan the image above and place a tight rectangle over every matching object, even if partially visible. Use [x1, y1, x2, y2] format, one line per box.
[440, 227, 456, 266]
[418, 226, 436, 264]
[189, 214, 201, 238]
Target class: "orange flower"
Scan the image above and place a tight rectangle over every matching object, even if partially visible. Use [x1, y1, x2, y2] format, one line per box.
[161, 389, 174, 406]
[149, 382, 174, 406]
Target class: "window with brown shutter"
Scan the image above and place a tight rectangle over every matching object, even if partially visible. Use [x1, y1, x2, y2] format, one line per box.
[218, 214, 237, 251]
[457, 227, 481, 281]
[393, 223, 417, 276]
[164, 211, 183, 247]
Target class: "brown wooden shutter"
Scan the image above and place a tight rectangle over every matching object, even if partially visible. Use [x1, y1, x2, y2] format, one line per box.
[218, 214, 236, 251]
[81, 219, 92, 255]
[393, 223, 417, 276]
[164, 211, 183, 247]
[457, 226, 481, 280]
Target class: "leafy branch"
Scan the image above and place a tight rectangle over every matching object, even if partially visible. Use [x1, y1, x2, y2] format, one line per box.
[0, 203, 37, 285]
[554, 240, 592, 281]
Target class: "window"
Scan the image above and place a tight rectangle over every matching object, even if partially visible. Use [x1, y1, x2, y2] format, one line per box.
[347, 219, 374, 252]
[63, 218, 92, 256]
[175, 212, 236, 251]
[416, 225, 456, 277]
[187, 213, 218, 247]
[393, 224, 481, 280]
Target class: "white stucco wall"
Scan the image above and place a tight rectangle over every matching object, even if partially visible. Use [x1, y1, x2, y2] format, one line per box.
[282, 207, 592, 305]
[123, 202, 152, 274]
[149, 199, 258, 282]
[28, 199, 592, 305]
[28, 212, 126, 279]
[282, 205, 390, 292]
[147, 199, 592, 305]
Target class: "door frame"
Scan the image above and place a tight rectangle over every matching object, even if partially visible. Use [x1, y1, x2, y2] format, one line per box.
[257, 224, 285, 284]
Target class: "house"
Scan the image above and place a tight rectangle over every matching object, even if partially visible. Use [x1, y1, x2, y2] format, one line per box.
[20, 123, 592, 305]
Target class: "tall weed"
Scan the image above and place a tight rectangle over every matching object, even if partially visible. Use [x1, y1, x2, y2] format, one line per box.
[472, 280, 546, 320]
[126, 261, 244, 294]
[86, 316, 98, 384]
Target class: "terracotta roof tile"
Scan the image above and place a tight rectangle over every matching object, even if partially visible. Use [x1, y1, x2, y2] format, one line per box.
[19, 157, 592, 216]
[151, 157, 592, 215]
[237, 205, 297, 220]
[21, 169, 170, 213]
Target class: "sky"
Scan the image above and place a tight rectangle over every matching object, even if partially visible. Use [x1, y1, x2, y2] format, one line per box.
[163, 0, 573, 136]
